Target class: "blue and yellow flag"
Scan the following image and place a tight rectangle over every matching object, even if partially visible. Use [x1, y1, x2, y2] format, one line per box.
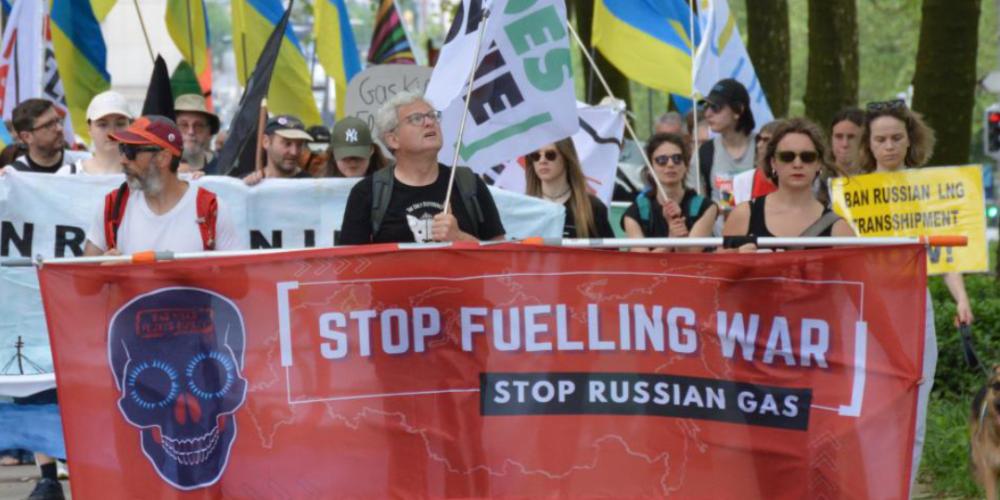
[51, 0, 110, 143]
[592, 0, 694, 95]
[314, 0, 361, 118]
[166, 0, 213, 107]
[232, 0, 320, 125]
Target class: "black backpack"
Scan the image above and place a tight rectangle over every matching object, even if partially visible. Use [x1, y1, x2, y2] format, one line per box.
[370, 165, 485, 238]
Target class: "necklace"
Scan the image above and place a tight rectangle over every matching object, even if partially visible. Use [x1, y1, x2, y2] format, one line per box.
[543, 186, 571, 201]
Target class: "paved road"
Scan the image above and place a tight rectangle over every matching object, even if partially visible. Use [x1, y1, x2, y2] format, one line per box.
[0, 465, 70, 500]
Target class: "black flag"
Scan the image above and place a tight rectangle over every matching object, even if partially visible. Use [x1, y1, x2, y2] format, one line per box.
[218, 0, 295, 177]
[141, 55, 175, 120]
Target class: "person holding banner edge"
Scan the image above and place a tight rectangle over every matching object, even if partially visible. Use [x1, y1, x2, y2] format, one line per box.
[853, 99, 973, 488]
[339, 91, 505, 244]
[524, 138, 614, 239]
[721, 118, 855, 247]
[621, 132, 718, 252]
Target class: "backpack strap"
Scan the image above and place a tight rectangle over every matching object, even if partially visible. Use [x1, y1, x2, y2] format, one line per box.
[635, 190, 652, 235]
[685, 193, 706, 226]
[452, 166, 482, 238]
[195, 187, 218, 250]
[102, 182, 131, 251]
[371, 165, 395, 238]
[9, 159, 30, 172]
[799, 211, 841, 237]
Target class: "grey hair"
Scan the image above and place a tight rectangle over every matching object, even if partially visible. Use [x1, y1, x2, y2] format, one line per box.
[657, 111, 685, 133]
[373, 91, 434, 143]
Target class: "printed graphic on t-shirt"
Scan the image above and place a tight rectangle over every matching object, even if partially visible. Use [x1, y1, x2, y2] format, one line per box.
[713, 174, 735, 209]
[405, 200, 443, 242]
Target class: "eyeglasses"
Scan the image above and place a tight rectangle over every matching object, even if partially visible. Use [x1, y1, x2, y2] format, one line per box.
[31, 117, 62, 132]
[775, 150, 819, 164]
[653, 154, 685, 166]
[119, 143, 162, 161]
[866, 99, 906, 113]
[528, 150, 559, 162]
[402, 110, 442, 126]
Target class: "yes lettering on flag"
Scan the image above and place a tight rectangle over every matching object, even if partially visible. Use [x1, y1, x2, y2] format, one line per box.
[425, 0, 579, 173]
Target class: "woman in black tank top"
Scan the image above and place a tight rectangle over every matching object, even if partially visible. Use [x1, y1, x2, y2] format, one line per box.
[723, 118, 853, 250]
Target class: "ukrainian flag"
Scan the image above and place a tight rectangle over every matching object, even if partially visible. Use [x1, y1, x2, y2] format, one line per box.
[51, 0, 110, 143]
[232, 0, 320, 125]
[592, 0, 694, 96]
[314, 0, 361, 118]
[166, 0, 214, 107]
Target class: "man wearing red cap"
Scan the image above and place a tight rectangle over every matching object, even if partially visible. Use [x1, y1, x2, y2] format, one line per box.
[82, 115, 244, 256]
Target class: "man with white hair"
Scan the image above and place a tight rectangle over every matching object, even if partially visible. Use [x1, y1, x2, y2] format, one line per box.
[339, 91, 505, 244]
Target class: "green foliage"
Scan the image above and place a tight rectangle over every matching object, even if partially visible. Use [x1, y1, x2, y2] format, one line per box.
[920, 395, 979, 498]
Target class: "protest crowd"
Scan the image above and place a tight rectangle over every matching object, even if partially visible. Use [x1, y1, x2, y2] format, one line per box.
[0, 0, 988, 498]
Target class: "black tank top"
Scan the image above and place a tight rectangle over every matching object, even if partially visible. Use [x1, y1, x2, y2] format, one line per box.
[748, 195, 834, 237]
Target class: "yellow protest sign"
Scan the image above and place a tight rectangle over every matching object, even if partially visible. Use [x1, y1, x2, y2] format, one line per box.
[830, 165, 988, 274]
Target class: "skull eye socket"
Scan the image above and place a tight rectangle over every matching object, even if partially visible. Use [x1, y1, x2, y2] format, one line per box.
[186, 351, 237, 400]
[127, 360, 180, 410]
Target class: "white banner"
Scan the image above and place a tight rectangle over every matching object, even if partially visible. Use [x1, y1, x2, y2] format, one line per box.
[693, 0, 774, 128]
[425, 0, 579, 172]
[0, 171, 564, 388]
[491, 101, 624, 205]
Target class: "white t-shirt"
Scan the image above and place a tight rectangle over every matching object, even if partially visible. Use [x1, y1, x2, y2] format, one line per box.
[55, 159, 88, 175]
[86, 184, 245, 254]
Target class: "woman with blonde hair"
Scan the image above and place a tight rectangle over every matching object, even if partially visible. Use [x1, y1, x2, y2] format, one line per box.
[525, 138, 614, 238]
[854, 99, 971, 488]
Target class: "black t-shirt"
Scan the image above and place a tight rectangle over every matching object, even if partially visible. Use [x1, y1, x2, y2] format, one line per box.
[340, 164, 505, 244]
[622, 189, 711, 237]
[12, 152, 64, 174]
[563, 194, 615, 238]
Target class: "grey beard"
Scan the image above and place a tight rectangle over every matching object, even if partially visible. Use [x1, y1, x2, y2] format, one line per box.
[182, 145, 209, 167]
[127, 167, 164, 194]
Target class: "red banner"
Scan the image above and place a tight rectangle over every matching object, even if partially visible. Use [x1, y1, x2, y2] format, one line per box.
[39, 244, 926, 499]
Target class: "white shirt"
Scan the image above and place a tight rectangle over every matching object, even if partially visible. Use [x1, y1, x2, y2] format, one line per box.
[86, 184, 245, 254]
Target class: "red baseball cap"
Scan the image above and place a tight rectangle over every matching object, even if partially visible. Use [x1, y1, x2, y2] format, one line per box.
[110, 115, 183, 156]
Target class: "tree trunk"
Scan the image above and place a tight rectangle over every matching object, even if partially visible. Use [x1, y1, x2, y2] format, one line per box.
[745, 0, 790, 119]
[911, 0, 981, 166]
[572, 0, 631, 108]
[804, 0, 858, 129]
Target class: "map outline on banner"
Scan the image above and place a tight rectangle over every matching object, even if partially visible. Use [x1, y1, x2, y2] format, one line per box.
[276, 270, 869, 418]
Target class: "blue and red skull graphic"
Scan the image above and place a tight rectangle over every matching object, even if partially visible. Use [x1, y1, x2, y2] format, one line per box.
[108, 288, 247, 490]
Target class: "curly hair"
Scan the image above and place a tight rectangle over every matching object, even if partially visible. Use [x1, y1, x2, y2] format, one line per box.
[763, 118, 844, 184]
[854, 103, 935, 172]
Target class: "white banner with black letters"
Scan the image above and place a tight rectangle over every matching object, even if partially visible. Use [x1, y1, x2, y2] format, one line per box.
[0, 171, 563, 387]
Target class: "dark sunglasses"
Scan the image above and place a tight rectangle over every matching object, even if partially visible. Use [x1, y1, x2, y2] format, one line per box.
[866, 99, 906, 113]
[699, 101, 723, 113]
[118, 143, 162, 161]
[775, 150, 819, 164]
[528, 150, 559, 162]
[653, 154, 685, 166]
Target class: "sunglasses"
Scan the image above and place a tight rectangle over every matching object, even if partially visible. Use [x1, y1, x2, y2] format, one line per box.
[528, 150, 559, 162]
[866, 99, 906, 113]
[699, 101, 723, 113]
[775, 150, 819, 164]
[119, 143, 162, 161]
[653, 154, 685, 166]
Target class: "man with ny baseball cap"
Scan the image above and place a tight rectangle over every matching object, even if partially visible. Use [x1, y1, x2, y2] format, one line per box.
[329, 116, 381, 177]
[83, 115, 245, 256]
[243, 114, 314, 184]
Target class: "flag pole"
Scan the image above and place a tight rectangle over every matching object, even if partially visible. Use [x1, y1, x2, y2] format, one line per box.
[689, 0, 704, 196]
[442, 8, 491, 215]
[131, 0, 155, 63]
[1, 235, 970, 267]
[566, 22, 668, 204]
[255, 98, 267, 173]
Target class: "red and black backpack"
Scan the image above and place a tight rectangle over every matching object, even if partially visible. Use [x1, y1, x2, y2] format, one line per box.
[102, 182, 218, 251]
